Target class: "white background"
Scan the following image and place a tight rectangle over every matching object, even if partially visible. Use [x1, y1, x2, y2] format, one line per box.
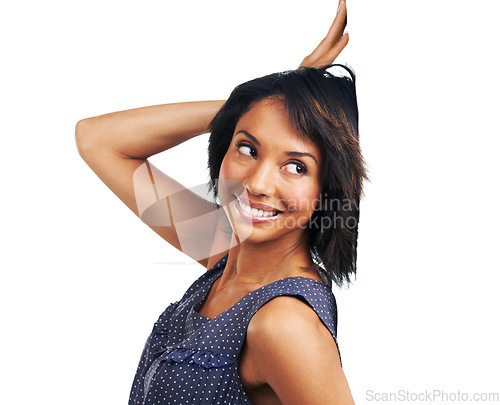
[2, 0, 499, 404]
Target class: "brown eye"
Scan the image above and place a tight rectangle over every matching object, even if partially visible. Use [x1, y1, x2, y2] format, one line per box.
[283, 162, 307, 175]
[237, 142, 257, 158]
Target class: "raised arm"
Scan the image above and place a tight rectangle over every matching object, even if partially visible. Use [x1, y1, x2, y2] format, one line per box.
[76, 101, 224, 160]
[75, 0, 350, 270]
[75, 100, 229, 269]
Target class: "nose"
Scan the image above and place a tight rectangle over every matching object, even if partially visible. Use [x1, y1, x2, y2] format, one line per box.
[244, 161, 276, 197]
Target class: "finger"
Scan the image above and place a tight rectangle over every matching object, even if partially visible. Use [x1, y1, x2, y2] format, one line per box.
[326, 1, 347, 45]
[337, 0, 344, 14]
[302, 32, 348, 69]
[324, 32, 349, 64]
[308, 2, 347, 60]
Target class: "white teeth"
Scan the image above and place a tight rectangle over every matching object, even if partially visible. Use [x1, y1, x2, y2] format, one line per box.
[237, 197, 279, 218]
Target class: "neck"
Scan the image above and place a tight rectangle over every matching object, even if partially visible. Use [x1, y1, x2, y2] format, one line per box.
[215, 230, 319, 292]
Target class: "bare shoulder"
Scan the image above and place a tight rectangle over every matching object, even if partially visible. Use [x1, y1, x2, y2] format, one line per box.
[248, 296, 334, 355]
[246, 296, 355, 405]
[250, 296, 323, 331]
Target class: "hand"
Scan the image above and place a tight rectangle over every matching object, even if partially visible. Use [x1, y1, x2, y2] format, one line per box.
[299, 0, 348, 69]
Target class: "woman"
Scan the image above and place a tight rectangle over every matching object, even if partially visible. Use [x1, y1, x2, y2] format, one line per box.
[76, 1, 366, 403]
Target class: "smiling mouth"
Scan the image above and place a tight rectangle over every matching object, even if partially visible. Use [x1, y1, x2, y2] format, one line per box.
[234, 195, 284, 222]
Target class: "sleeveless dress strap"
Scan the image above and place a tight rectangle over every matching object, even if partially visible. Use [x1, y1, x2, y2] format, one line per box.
[239, 277, 340, 360]
[180, 274, 341, 364]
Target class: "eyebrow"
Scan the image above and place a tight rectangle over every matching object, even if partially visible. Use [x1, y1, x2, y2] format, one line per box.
[236, 130, 260, 145]
[235, 130, 318, 165]
[285, 151, 318, 165]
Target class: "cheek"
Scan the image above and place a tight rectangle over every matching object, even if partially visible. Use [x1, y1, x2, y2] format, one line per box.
[283, 182, 321, 214]
[218, 154, 246, 204]
[219, 150, 248, 181]
[219, 157, 236, 186]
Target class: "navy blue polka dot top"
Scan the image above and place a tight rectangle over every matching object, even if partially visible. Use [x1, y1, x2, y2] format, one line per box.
[128, 254, 340, 404]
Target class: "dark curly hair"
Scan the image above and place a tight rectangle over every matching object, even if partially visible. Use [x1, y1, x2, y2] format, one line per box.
[207, 64, 369, 288]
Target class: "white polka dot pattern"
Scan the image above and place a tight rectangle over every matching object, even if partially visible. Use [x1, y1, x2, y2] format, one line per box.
[128, 255, 340, 404]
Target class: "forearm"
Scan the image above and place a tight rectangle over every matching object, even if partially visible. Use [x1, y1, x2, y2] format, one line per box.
[76, 100, 225, 159]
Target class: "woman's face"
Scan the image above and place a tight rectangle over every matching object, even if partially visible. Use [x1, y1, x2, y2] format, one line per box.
[218, 97, 323, 246]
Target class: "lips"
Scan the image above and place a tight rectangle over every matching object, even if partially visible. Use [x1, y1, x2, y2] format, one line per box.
[234, 195, 284, 222]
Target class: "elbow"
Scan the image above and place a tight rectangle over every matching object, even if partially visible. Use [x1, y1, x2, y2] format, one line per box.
[75, 118, 95, 157]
